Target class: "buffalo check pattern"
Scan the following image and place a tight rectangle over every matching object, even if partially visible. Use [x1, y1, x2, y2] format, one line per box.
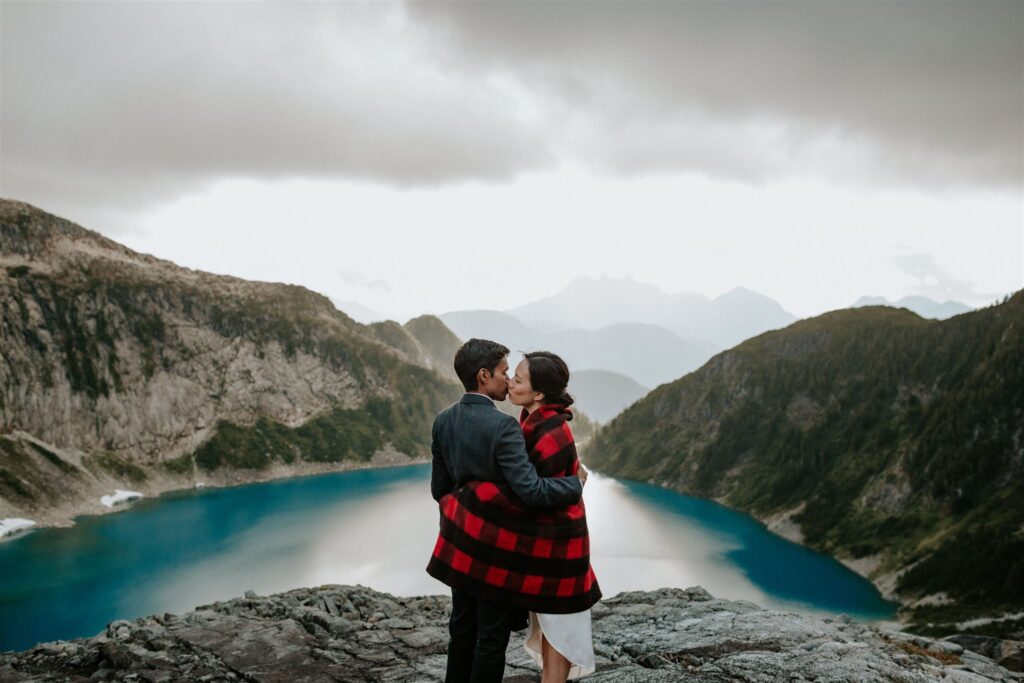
[426, 404, 601, 614]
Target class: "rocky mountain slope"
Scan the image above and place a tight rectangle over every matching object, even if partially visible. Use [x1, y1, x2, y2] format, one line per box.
[396, 314, 463, 384]
[0, 200, 462, 528]
[587, 293, 1024, 637]
[2, 584, 1020, 682]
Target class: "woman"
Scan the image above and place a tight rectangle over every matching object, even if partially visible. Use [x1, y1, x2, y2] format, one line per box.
[507, 351, 598, 682]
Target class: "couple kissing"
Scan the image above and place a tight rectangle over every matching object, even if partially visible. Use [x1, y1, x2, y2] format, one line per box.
[427, 338, 601, 683]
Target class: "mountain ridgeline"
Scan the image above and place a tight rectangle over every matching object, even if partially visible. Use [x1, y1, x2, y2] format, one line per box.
[439, 309, 720, 389]
[506, 275, 797, 349]
[0, 200, 462, 526]
[586, 293, 1024, 634]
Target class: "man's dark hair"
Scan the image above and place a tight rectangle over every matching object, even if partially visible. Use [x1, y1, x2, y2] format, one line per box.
[453, 338, 509, 391]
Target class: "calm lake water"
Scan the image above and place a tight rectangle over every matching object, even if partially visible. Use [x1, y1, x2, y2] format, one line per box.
[0, 464, 897, 651]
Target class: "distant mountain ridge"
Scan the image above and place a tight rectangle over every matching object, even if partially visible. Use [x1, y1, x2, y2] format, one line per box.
[506, 275, 797, 348]
[568, 369, 649, 423]
[587, 295, 1024, 635]
[0, 199, 462, 528]
[439, 309, 718, 388]
[852, 295, 973, 320]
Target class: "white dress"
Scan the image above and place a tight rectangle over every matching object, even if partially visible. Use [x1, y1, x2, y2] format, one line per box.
[523, 609, 596, 679]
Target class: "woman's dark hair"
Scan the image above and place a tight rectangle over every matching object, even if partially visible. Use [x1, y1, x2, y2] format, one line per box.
[524, 351, 574, 407]
[454, 338, 510, 391]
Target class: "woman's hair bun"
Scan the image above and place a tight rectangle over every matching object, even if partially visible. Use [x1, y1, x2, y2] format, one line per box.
[524, 351, 573, 406]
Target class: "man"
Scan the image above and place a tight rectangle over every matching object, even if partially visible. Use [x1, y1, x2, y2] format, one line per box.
[428, 338, 586, 683]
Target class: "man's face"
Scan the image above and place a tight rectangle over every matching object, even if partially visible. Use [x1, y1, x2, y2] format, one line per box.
[480, 358, 510, 401]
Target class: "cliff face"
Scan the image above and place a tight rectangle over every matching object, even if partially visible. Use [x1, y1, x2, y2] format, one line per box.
[403, 315, 463, 382]
[2, 584, 1020, 682]
[586, 294, 1024, 633]
[0, 200, 462, 526]
[368, 315, 463, 385]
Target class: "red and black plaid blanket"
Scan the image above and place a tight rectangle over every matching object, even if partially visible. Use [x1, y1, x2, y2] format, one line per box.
[426, 404, 601, 614]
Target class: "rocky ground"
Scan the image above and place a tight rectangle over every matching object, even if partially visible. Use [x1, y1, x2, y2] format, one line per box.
[2, 585, 1021, 682]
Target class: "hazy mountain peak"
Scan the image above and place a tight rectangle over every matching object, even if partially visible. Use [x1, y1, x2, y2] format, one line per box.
[851, 294, 972, 320]
[504, 274, 795, 348]
[717, 285, 758, 299]
[853, 295, 888, 306]
[568, 368, 650, 423]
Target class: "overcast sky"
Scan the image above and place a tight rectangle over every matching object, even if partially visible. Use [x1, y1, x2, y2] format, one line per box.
[2, 1, 1021, 321]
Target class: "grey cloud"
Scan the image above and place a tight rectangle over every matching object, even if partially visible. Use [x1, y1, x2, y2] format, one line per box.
[1, 0, 1020, 227]
[411, 1, 1023, 188]
[0, 2, 550, 225]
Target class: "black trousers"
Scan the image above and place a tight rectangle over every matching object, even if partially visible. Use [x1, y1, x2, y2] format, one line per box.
[445, 587, 514, 683]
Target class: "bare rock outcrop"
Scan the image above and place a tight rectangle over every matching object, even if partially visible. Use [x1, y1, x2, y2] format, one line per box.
[2, 585, 1021, 682]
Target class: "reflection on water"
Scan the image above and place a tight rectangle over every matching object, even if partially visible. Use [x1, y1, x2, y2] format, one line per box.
[593, 476, 896, 618]
[0, 464, 896, 652]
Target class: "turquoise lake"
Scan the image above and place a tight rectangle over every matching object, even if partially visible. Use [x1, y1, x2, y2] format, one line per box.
[0, 464, 898, 651]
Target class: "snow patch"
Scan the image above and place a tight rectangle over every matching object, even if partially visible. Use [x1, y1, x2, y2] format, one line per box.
[101, 489, 143, 508]
[0, 517, 37, 538]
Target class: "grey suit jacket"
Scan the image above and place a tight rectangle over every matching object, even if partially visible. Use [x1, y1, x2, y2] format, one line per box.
[430, 393, 583, 508]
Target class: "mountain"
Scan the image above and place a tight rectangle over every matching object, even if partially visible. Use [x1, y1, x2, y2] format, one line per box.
[681, 286, 797, 348]
[548, 323, 717, 388]
[0, 200, 462, 528]
[852, 295, 973, 320]
[402, 314, 462, 384]
[506, 275, 797, 348]
[568, 369, 649, 423]
[587, 294, 1024, 635]
[507, 275, 671, 332]
[364, 315, 463, 384]
[439, 310, 718, 387]
[438, 309, 537, 350]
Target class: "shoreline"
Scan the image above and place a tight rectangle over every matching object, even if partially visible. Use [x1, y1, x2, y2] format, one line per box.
[598, 469, 932, 628]
[0, 450, 429, 539]
[9, 458, 1010, 636]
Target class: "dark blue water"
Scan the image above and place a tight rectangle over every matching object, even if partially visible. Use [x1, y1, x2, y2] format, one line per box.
[613, 478, 896, 618]
[0, 465, 428, 652]
[0, 465, 897, 652]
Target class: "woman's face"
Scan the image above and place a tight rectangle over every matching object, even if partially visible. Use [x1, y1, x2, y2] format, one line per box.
[507, 359, 544, 408]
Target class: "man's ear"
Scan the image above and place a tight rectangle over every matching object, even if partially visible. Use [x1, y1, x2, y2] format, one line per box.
[476, 367, 490, 388]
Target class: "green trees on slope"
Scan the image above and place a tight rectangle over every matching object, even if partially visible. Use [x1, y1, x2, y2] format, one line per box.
[588, 293, 1024, 631]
